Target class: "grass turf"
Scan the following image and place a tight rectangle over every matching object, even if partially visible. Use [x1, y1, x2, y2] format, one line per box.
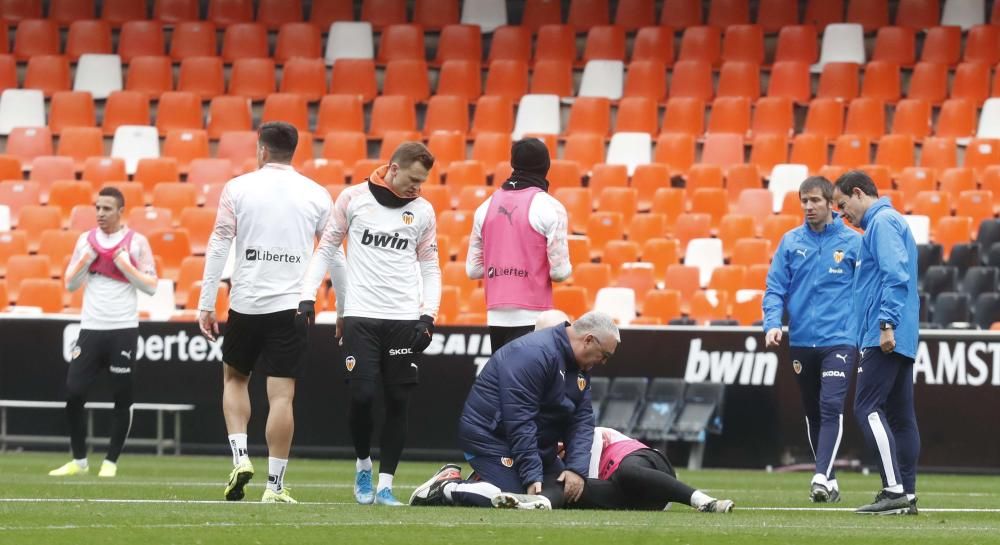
[1, 451, 999, 545]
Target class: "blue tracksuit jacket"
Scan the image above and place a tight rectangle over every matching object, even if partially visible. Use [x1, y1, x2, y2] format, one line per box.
[763, 212, 862, 347]
[457, 325, 594, 487]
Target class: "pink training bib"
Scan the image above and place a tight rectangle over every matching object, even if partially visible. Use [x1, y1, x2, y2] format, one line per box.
[482, 188, 552, 310]
[87, 228, 136, 283]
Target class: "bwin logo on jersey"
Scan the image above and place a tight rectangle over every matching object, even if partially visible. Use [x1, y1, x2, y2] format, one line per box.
[361, 229, 409, 250]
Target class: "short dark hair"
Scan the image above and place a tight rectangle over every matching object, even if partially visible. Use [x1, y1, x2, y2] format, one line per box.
[258, 121, 298, 162]
[834, 170, 879, 198]
[390, 141, 435, 170]
[98, 186, 125, 209]
[799, 176, 833, 202]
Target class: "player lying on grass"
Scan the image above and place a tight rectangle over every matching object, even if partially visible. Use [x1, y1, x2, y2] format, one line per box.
[572, 426, 734, 513]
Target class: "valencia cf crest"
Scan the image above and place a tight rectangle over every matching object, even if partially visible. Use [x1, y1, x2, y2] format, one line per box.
[833, 250, 845, 264]
[577, 375, 587, 391]
[402, 211, 415, 225]
[345, 355, 356, 372]
[500, 457, 514, 468]
[792, 360, 802, 374]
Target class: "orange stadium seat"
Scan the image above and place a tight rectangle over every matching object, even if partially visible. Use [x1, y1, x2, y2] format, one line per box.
[731, 238, 772, 266]
[321, 132, 367, 177]
[146, 229, 192, 278]
[436, 60, 482, 103]
[921, 136, 958, 171]
[731, 290, 764, 325]
[678, 26, 721, 67]
[752, 97, 793, 137]
[664, 264, 701, 311]
[963, 25, 1000, 66]
[548, 161, 584, 191]
[749, 133, 788, 174]
[156, 91, 204, 135]
[616, 262, 657, 312]
[17, 206, 61, 252]
[614, 96, 659, 136]
[767, 61, 811, 105]
[1, 0, 42, 24]
[912, 190, 952, 227]
[530, 59, 574, 97]
[907, 62, 948, 105]
[82, 157, 127, 187]
[871, 26, 914, 67]
[377, 24, 425, 64]
[762, 214, 799, 248]
[831, 134, 871, 168]
[582, 25, 626, 65]
[716, 61, 761, 101]
[874, 134, 915, 175]
[934, 215, 973, 259]
[424, 95, 469, 136]
[383, 59, 431, 103]
[178, 206, 216, 254]
[804, 0, 844, 28]
[804, 97, 845, 140]
[151, 183, 198, 222]
[170, 22, 219, 62]
[274, 22, 322, 64]
[641, 237, 680, 283]
[37, 228, 80, 277]
[118, 21, 166, 62]
[257, 0, 303, 28]
[16, 277, 63, 312]
[316, 95, 364, 136]
[134, 157, 180, 194]
[280, 57, 327, 102]
[632, 25, 674, 66]
[757, 0, 799, 33]
[0, 231, 28, 278]
[207, 0, 253, 27]
[921, 25, 961, 66]
[6, 127, 53, 168]
[650, 188, 686, 231]
[102, 91, 150, 135]
[861, 61, 901, 104]
[125, 56, 173, 100]
[47, 181, 93, 223]
[329, 59, 378, 103]
[896, 0, 940, 30]
[708, 263, 746, 299]
[5, 254, 50, 303]
[587, 212, 625, 259]
[483, 60, 529, 103]
[368, 95, 417, 139]
[229, 58, 278, 101]
[956, 190, 995, 228]
[669, 59, 713, 102]
[891, 98, 931, 141]
[13, 19, 59, 60]
[673, 213, 712, 255]
[487, 25, 532, 64]
[661, 0, 702, 28]
[774, 25, 818, 64]
[435, 24, 482, 66]
[602, 240, 640, 276]
[23, 55, 71, 97]
[964, 138, 1000, 175]
[155, 0, 199, 23]
[261, 93, 309, 131]
[817, 62, 860, 102]
[361, 0, 407, 30]
[935, 99, 976, 140]
[743, 263, 769, 290]
[66, 20, 113, 61]
[952, 63, 990, 107]
[177, 56, 226, 100]
[163, 129, 210, 173]
[718, 214, 755, 257]
[206, 96, 253, 140]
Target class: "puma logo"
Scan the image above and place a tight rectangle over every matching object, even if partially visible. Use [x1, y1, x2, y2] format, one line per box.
[508, 180, 518, 188]
[120, 350, 132, 359]
[497, 205, 517, 225]
[835, 353, 848, 364]
[559, 369, 565, 379]
[795, 249, 808, 257]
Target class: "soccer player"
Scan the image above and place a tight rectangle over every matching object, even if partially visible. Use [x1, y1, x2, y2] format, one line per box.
[466, 138, 571, 350]
[762, 176, 862, 503]
[49, 187, 157, 478]
[408, 312, 618, 510]
[299, 142, 441, 506]
[198, 122, 332, 503]
[833, 170, 920, 516]
[575, 427, 734, 513]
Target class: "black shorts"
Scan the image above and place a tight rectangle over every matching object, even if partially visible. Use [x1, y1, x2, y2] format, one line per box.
[222, 309, 307, 378]
[68, 328, 138, 394]
[341, 317, 422, 385]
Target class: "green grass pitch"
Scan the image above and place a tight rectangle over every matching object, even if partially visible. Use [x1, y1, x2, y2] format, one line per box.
[1, 451, 999, 545]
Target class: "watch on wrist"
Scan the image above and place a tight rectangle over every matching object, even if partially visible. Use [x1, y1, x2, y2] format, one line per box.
[880, 321, 894, 331]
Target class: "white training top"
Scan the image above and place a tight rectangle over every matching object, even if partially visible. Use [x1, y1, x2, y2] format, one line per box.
[301, 182, 442, 320]
[66, 228, 157, 330]
[200, 163, 332, 315]
[466, 190, 572, 327]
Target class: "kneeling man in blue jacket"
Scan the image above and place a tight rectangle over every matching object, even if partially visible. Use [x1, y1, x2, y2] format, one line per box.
[409, 311, 619, 509]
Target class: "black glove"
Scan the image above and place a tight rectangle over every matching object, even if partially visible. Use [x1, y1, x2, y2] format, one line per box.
[295, 300, 315, 336]
[411, 314, 435, 353]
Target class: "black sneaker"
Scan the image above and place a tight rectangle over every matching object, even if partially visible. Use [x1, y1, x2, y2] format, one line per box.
[907, 497, 918, 515]
[855, 490, 910, 515]
[408, 464, 462, 506]
[810, 482, 831, 502]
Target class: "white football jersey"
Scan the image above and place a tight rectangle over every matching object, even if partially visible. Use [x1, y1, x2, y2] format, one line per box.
[200, 163, 332, 315]
[302, 182, 440, 320]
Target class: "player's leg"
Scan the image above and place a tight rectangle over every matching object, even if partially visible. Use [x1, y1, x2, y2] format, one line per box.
[50, 329, 103, 476]
[101, 328, 138, 477]
[575, 478, 629, 509]
[884, 353, 919, 510]
[341, 317, 383, 504]
[790, 348, 824, 498]
[612, 451, 706, 510]
[258, 309, 308, 503]
[372, 319, 422, 505]
[489, 325, 535, 351]
[813, 346, 854, 501]
[854, 349, 910, 514]
[451, 456, 540, 508]
[220, 310, 263, 500]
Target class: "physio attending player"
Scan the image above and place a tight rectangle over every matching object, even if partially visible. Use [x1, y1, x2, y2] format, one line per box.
[50, 187, 157, 478]
[300, 142, 441, 506]
[199, 122, 332, 504]
[833, 171, 920, 515]
[466, 138, 571, 350]
[762, 176, 861, 503]
[575, 427, 734, 513]
[409, 311, 617, 510]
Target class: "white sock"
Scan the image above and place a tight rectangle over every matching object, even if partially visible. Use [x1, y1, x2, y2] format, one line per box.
[906, 494, 916, 502]
[811, 473, 828, 487]
[442, 482, 458, 502]
[885, 484, 904, 494]
[377, 472, 394, 492]
[228, 433, 249, 466]
[267, 457, 287, 493]
[689, 490, 713, 508]
[101, 460, 116, 468]
[74, 458, 88, 469]
[828, 479, 839, 491]
[356, 457, 373, 472]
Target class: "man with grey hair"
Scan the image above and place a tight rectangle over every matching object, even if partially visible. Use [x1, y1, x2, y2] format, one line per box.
[409, 311, 619, 510]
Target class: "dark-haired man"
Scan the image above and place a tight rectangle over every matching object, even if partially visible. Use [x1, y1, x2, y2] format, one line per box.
[300, 141, 441, 506]
[50, 187, 158, 478]
[466, 138, 571, 350]
[199, 121, 332, 503]
[763, 176, 861, 503]
[833, 170, 920, 516]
